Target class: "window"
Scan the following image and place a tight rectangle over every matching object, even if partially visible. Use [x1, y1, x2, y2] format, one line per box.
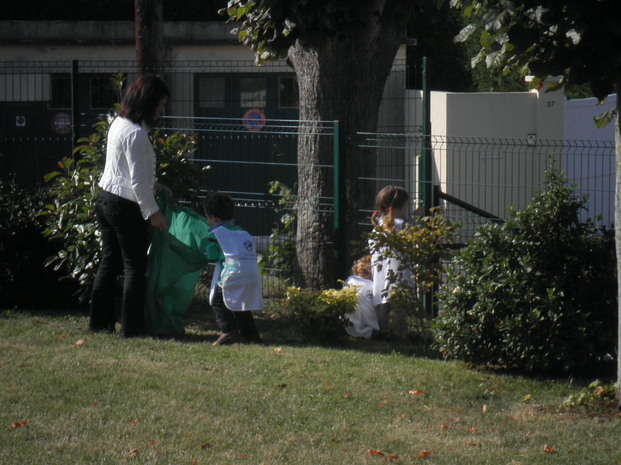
[50, 74, 71, 109]
[240, 78, 266, 108]
[279, 77, 299, 109]
[90, 75, 118, 110]
[198, 77, 225, 108]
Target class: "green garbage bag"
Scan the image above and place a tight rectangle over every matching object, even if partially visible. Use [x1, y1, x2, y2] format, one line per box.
[145, 194, 211, 336]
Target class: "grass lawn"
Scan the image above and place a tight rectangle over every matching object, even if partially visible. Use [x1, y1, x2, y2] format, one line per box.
[1, 306, 619, 465]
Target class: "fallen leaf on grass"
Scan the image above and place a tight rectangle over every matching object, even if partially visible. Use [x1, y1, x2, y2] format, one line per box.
[367, 449, 385, 457]
[277, 384, 287, 389]
[387, 455, 400, 461]
[59, 333, 69, 338]
[75, 339, 85, 346]
[378, 400, 389, 407]
[469, 426, 478, 434]
[543, 444, 555, 454]
[10, 419, 28, 428]
[191, 459, 198, 465]
[128, 448, 139, 457]
[343, 392, 351, 398]
[440, 423, 451, 430]
[418, 450, 431, 458]
[408, 390, 426, 396]
[129, 418, 140, 424]
[199, 442, 212, 449]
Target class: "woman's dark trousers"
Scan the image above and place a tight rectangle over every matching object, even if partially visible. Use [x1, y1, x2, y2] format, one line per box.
[89, 191, 149, 337]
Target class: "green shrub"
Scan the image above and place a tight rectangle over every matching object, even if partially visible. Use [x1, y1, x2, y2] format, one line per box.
[39, 130, 105, 302]
[0, 177, 79, 309]
[367, 207, 458, 335]
[276, 286, 358, 344]
[433, 168, 616, 376]
[560, 380, 618, 411]
[263, 180, 296, 281]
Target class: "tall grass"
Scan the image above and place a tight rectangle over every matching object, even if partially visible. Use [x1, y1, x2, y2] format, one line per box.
[1, 310, 618, 465]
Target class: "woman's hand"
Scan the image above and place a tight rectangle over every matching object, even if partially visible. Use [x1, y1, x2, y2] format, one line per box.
[149, 210, 169, 232]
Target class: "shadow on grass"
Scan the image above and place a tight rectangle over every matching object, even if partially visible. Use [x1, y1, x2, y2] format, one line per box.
[178, 298, 441, 359]
[1, 297, 440, 359]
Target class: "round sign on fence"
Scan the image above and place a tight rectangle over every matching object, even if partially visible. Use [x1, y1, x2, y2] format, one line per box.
[51, 112, 72, 135]
[242, 108, 266, 132]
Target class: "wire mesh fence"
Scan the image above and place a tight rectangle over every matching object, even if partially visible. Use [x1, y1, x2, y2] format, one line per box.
[0, 59, 617, 307]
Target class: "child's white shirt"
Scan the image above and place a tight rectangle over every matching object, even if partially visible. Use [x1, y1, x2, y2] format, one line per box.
[344, 275, 379, 339]
[370, 217, 411, 306]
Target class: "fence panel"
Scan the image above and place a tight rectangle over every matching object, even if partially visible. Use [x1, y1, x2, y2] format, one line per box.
[360, 132, 615, 241]
[160, 115, 337, 296]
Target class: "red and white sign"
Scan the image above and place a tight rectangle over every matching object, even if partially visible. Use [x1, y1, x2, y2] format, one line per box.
[242, 108, 266, 132]
[51, 112, 72, 135]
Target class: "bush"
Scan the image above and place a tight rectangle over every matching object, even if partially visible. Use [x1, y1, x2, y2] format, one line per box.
[433, 168, 617, 376]
[0, 177, 79, 309]
[262, 180, 296, 281]
[276, 286, 358, 344]
[367, 207, 458, 335]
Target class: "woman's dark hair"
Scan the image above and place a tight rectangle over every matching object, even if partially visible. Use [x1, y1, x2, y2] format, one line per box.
[203, 191, 235, 221]
[118, 75, 170, 126]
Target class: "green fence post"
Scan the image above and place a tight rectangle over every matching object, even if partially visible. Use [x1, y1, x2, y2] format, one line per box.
[333, 120, 345, 282]
[71, 60, 80, 150]
[421, 56, 432, 213]
[421, 56, 434, 316]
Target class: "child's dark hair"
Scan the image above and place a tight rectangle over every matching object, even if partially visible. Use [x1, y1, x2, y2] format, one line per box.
[371, 185, 409, 226]
[203, 191, 235, 220]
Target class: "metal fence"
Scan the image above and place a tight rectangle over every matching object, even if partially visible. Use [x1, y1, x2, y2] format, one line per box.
[0, 60, 616, 302]
[359, 132, 615, 240]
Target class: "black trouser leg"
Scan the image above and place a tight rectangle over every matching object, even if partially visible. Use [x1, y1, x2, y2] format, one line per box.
[90, 191, 149, 337]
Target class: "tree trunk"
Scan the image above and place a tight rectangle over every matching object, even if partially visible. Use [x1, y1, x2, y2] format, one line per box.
[615, 76, 621, 412]
[135, 0, 166, 75]
[288, 4, 410, 288]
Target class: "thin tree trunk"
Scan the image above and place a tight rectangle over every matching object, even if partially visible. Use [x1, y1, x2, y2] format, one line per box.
[135, 0, 166, 75]
[615, 80, 621, 411]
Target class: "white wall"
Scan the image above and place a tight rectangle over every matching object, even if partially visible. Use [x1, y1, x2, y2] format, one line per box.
[563, 95, 617, 225]
[405, 78, 615, 235]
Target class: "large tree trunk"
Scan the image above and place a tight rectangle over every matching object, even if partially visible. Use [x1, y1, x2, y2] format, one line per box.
[288, 4, 410, 288]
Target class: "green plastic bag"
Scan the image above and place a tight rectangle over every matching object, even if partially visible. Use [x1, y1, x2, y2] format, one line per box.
[145, 195, 211, 336]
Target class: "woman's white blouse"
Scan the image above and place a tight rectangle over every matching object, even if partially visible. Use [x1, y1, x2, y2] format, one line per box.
[99, 116, 159, 220]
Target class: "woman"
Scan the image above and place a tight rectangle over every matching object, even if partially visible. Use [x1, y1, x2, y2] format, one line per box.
[89, 75, 170, 337]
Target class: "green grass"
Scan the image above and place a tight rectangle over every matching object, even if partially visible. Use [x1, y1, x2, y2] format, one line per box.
[1, 309, 619, 465]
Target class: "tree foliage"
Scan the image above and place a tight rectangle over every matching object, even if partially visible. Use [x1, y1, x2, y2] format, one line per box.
[452, 0, 621, 100]
[221, 0, 415, 63]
